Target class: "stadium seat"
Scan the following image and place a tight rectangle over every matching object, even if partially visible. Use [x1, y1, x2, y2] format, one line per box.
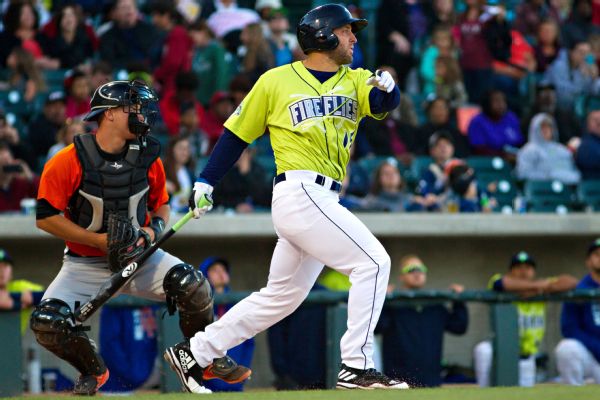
[467, 156, 511, 175]
[577, 180, 600, 211]
[524, 180, 576, 212]
[478, 174, 518, 212]
[43, 69, 68, 92]
[358, 156, 404, 179]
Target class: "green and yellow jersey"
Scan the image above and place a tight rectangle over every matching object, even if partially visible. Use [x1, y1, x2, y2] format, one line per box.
[224, 61, 384, 182]
[7, 279, 44, 334]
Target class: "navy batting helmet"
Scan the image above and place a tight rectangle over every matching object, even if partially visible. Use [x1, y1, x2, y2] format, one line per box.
[297, 3, 367, 54]
[84, 80, 158, 138]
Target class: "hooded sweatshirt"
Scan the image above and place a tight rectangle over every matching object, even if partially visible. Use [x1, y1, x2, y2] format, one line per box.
[516, 113, 581, 184]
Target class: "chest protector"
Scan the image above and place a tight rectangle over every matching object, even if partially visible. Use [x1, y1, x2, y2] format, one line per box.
[68, 134, 160, 232]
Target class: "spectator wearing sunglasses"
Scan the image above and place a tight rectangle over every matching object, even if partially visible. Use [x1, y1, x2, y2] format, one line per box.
[376, 254, 468, 387]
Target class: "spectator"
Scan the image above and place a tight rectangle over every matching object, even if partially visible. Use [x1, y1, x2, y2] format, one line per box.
[164, 135, 195, 213]
[429, 0, 456, 30]
[189, 21, 230, 107]
[376, 0, 412, 87]
[99, 0, 161, 70]
[420, 26, 457, 97]
[0, 140, 39, 213]
[544, 40, 600, 112]
[159, 71, 204, 136]
[5, 46, 46, 102]
[514, 0, 560, 40]
[452, 0, 499, 104]
[418, 96, 470, 157]
[416, 131, 456, 210]
[561, 0, 600, 50]
[267, 8, 302, 68]
[0, 2, 46, 67]
[360, 159, 422, 212]
[575, 110, 600, 180]
[239, 22, 274, 83]
[363, 66, 419, 160]
[206, 0, 260, 39]
[200, 91, 234, 151]
[63, 69, 91, 119]
[0, 248, 44, 334]
[446, 161, 496, 212]
[534, 19, 561, 74]
[517, 113, 580, 184]
[28, 91, 67, 162]
[434, 56, 468, 109]
[150, 0, 193, 94]
[467, 89, 524, 159]
[89, 61, 112, 94]
[475, 251, 578, 387]
[47, 119, 84, 160]
[255, 0, 282, 27]
[213, 147, 272, 212]
[199, 257, 255, 391]
[555, 238, 600, 385]
[492, 29, 536, 110]
[0, 108, 34, 169]
[378, 254, 468, 387]
[522, 82, 581, 144]
[39, 4, 97, 70]
[178, 101, 209, 159]
[99, 305, 160, 393]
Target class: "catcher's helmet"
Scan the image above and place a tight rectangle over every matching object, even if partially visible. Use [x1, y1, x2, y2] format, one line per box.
[84, 80, 158, 137]
[297, 3, 367, 54]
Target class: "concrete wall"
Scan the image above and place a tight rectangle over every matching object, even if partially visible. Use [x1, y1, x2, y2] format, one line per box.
[2, 214, 597, 388]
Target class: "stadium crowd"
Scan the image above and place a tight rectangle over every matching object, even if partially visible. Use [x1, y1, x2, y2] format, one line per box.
[0, 0, 599, 214]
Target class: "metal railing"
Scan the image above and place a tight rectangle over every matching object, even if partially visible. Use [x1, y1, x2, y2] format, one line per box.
[1, 289, 599, 395]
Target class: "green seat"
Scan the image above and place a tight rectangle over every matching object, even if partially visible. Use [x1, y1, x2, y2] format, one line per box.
[524, 180, 576, 212]
[43, 69, 68, 91]
[467, 156, 511, 175]
[478, 174, 518, 212]
[578, 180, 600, 211]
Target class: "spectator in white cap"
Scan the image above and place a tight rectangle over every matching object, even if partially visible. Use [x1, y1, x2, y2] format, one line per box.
[206, 0, 260, 39]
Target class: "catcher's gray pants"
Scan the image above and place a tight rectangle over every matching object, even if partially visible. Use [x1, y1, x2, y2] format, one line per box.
[42, 249, 183, 311]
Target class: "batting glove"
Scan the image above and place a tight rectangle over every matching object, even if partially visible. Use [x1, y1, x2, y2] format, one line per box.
[189, 180, 214, 219]
[366, 70, 395, 93]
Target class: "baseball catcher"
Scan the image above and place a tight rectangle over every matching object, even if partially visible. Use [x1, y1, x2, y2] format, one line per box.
[31, 80, 250, 395]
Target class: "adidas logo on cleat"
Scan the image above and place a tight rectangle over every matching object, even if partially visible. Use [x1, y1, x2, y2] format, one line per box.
[178, 349, 196, 373]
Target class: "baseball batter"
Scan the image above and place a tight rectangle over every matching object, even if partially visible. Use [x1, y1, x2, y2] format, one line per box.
[165, 4, 408, 390]
[32, 80, 248, 395]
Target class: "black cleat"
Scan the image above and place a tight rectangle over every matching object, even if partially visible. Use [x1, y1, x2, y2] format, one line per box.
[72, 369, 109, 396]
[337, 363, 409, 390]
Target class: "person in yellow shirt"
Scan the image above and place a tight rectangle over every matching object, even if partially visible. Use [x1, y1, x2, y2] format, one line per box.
[0, 248, 44, 334]
[474, 251, 577, 386]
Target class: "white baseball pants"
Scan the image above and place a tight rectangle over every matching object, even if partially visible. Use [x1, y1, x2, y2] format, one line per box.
[190, 171, 391, 370]
[473, 340, 536, 387]
[555, 339, 600, 385]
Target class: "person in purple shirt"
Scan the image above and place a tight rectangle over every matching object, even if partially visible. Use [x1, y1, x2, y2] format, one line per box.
[467, 89, 524, 159]
[554, 238, 600, 385]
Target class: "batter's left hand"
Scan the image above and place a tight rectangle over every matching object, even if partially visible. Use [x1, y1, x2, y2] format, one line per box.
[366, 70, 395, 93]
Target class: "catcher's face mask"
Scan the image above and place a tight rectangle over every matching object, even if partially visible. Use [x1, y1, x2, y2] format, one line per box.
[125, 81, 158, 141]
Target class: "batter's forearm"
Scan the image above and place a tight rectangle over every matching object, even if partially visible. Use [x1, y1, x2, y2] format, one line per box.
[36, 215, 105, 250]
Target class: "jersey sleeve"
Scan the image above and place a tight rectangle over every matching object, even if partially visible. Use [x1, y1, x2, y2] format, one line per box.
[37, 146, 81, 211]
[147, 158, 169, 211]
[354, 68, 386, 120]
[223, 75, 270, 143]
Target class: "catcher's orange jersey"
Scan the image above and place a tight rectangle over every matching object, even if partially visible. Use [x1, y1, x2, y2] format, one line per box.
[37, 143, 169, 256]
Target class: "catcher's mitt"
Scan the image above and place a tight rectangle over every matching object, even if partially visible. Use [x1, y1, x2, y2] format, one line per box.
[107, 212, 151, 273]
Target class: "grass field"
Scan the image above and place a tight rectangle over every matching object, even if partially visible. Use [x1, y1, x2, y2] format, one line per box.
[11, 386, 600, 400]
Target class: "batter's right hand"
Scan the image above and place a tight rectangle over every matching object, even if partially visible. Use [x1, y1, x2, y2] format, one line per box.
[189, 180, 214, 219]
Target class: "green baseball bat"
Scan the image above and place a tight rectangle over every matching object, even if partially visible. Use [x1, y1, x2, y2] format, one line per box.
[74, 194, 212, 322]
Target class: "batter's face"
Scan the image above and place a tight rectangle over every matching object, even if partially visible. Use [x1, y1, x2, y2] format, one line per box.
[331, 24, 357, 65]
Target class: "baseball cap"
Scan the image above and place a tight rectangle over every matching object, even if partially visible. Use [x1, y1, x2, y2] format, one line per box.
[46, 91, 66, 104]
[587, 238, 600, 256]
[209, 91, 232, 107]
[0, 248, 14, 266]
[509, 251, 536, 268]
[429, 130, 454, 148]
[255, 0, 281, 11]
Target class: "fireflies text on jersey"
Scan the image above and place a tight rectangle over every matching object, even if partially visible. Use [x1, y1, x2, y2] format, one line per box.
[289, 96, 358, 126]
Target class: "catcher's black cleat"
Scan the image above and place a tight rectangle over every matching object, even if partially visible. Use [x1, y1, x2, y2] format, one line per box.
[164, 340, 251, 393]
[337, 364, 409, 390]
[72, 369, 109, 396]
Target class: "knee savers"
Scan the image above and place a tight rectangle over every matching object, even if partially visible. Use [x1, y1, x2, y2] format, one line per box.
[164, 263, 214, 338]
[30, 298, 106, 376]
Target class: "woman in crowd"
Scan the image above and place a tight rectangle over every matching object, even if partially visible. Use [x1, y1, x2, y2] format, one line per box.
[534, 19, 561, 74]
[46, 119, 84, 160]
[63, 69, 90, 118]
[5, 46, 46, 102]
[165, 135, 195, 213]
[239, 22, 274, 83]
